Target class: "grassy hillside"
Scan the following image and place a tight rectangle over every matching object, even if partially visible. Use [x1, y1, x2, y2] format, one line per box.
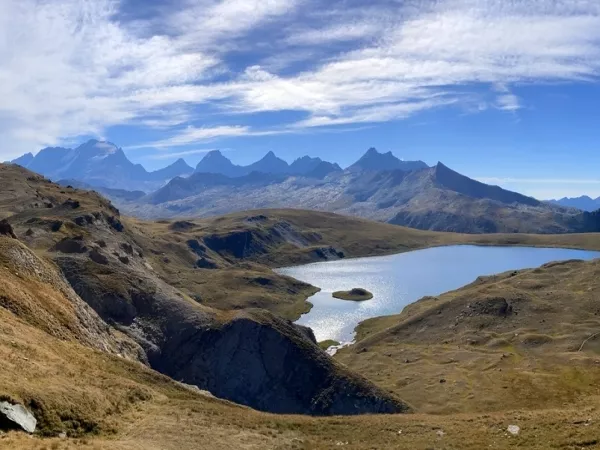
[337, 258, 600, 415]
[0, 164, 409, 421]
[4, 163, 600, 448]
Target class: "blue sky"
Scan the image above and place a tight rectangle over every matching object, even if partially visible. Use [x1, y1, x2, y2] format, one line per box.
[1, 0, 600, 199]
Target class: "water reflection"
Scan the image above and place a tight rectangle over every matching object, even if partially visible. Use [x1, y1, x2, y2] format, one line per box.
[276, 245, 600, 343]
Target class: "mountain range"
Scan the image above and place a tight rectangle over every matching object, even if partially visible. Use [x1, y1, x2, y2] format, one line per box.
[11, 141, 600, 234]
[550, 195, 600, 212]
[124, 159, 594, 234]
[193, 149, 345, 178]
[10, 140, 194, 191]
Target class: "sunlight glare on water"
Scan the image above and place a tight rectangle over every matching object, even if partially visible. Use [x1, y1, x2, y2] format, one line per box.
[276, 245, 600, 343]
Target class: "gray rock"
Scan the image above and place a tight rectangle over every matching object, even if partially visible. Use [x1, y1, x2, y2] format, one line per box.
[0, 401, 37, 433]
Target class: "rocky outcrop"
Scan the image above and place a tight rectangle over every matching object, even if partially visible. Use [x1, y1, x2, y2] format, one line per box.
[0, 401, 37, 433]
[54, 251, 409, 416]
[0, 220, 16, 239]
[154, 312, 410, 415]
[203, 230, 264, 260]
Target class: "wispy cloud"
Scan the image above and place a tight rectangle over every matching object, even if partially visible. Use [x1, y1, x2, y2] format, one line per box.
[131, 125, 290, 149]
[146, 148, 229, 160]
[1, 0, 600, 157]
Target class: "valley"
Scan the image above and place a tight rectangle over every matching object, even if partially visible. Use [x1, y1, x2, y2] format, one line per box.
[1, 163, 600, 449]
[5, 2, 600, 449]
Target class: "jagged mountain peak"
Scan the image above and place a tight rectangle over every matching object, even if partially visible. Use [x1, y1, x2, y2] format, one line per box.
[349, 148, 428, 173]
[171, 158, 192, 168]
[203, 149, 227, 159]
[293, 155, 322, 163]
[10, 152, 35, 168]
[247, 151, 289, 174]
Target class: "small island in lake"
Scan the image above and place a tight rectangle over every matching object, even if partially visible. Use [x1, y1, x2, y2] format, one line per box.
[332, 288, 374, 301]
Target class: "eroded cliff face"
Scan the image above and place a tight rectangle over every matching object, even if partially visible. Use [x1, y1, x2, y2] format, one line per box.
[56, 253, 408, 415]
[0, 237, 145, 362]
[156, 312, 408, 415]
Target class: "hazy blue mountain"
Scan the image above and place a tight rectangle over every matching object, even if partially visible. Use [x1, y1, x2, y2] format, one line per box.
[347, 148, 429, 173]
[147, 158, 194, 181]
[550, 196, 600, 212]
[26, 146, 75, 177]
[195, 150, 245, 177]
[305, 161, 343, 179]
[289, 156, 323, 174]
[126, 159, 585, 235]
[12, 140, 192, 191]
[245, 151, 290, 174]
[195, 150, 340, 177]
[10, 152, 34, 167]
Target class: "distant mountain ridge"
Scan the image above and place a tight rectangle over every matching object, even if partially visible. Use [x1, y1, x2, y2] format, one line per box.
[118, 153, 590, 234]
[13, 142, 418, 191]
[12, 141, 598, 234]
[550, 196, 600, 212]
[348, 147, 428, 173]
[194, 150, 345, 178]
[11, 139, 194, 191]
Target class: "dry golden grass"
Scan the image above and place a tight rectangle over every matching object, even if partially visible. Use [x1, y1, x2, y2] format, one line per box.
[4, 165, 600, 448]
[337, 259, 600, 416]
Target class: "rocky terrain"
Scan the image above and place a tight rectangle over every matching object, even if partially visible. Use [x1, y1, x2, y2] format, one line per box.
[3, 163, 600, 448]
[0, 163, 410, 425]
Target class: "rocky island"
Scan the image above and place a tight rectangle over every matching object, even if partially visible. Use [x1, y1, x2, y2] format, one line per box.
[332, 288, 374, 301]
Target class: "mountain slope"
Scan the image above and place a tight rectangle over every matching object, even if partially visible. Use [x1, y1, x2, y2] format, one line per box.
[123, 162, 595, 234]
[9, 152, 34, 167]
[337, 257, 600, 415]
[147, 158, 194, 181]
[245, 151, 290, 174]
[290, 155, 324, 174]
[5, 165, 600, 447]
[0, 163, 409, 418]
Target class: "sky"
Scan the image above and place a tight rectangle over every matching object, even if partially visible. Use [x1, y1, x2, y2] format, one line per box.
[1, 0, 600, 200]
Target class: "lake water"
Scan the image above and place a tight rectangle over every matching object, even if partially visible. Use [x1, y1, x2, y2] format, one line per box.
[275, 245, 600, 343]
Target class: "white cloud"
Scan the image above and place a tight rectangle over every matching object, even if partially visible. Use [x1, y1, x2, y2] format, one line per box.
[1, 0, 600, 158]
[146, 148, 226, 160]
[285, 22, 384, 46]
[132, 126, 252, 148]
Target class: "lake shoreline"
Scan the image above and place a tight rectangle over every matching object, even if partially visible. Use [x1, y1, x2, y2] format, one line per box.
[276, 245, 600, 343]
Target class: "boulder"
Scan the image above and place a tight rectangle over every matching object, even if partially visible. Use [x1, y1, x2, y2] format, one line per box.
[89, 249, 109, 265]
[0, 401, 37, 433]
[0, 220, 16, 239]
